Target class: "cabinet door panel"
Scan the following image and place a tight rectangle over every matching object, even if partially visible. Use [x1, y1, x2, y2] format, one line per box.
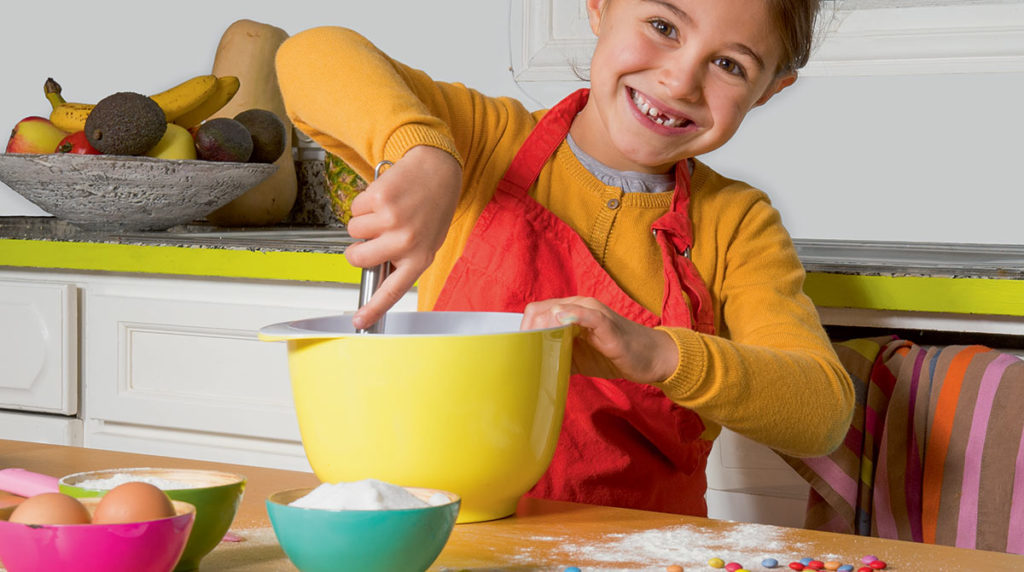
[0, 280, 76, 414]
[86, 293, 316, 441]
[83, 278, 417, 444]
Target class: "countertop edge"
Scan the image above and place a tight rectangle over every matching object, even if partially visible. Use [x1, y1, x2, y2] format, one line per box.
[4, 220, 1024, 316]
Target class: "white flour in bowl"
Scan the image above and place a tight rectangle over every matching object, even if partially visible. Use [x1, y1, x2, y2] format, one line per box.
[72, 473, 196, 490]
[290, 479, 451, 510]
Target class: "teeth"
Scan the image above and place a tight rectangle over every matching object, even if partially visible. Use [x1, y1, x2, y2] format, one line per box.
[631, 90, 686, 128]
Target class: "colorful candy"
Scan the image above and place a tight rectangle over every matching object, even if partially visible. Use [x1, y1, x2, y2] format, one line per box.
[665, 566, 684, 572]
[564, 567, 581, 572]
[702, 553, 889, 572]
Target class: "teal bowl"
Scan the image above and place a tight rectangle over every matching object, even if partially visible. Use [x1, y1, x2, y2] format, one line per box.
[266, 486, 460, 572]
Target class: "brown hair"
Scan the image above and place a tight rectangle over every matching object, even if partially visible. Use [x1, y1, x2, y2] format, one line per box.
[766, 0, 821, 75]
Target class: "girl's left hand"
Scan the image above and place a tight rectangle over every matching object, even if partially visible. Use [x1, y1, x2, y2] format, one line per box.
[521, 297, 679, 384]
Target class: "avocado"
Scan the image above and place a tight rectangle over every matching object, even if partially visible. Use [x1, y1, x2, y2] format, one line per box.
[233, 108, 287, 163]
[84, 92, 167, 155]
[194, 118, 253, 162]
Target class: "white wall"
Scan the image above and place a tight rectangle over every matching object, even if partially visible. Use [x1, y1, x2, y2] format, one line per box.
[3, 0, 1022, 246]
[701, 70, 1024, 245]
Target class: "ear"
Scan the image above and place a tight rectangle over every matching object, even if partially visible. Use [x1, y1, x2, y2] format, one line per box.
[586, 0, 607, 35]
[754, 72, 797, 107]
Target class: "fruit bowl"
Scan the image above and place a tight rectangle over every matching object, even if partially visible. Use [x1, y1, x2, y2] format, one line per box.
[0, 153, 276, 231]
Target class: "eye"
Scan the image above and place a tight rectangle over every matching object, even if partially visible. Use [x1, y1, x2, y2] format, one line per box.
[647, 18, 677, 39]
[713, 57, 746, 79]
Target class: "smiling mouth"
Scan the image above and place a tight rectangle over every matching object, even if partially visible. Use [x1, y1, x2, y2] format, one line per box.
[629, 88, 691, 128]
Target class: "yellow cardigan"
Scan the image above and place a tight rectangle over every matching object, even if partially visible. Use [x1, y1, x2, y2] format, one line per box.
[276, 26, 854, 456]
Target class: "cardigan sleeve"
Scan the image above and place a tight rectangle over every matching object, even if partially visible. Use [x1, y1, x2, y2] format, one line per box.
[655, 179, 855, 458]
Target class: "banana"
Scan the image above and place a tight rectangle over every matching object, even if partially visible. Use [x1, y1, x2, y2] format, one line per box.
[149, 74, 218, 122]
[44, 74, 221, 132]
[49, 102, 94, 132]
[45, 77, 93, 132]
[173, 75, 240, 129]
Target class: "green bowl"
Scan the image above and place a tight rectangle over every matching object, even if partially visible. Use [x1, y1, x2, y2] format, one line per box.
[267, 486, 459, 572]
[59, 467, 246, 571]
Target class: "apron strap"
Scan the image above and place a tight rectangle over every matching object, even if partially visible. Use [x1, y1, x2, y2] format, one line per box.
[496, 88, 591, 196]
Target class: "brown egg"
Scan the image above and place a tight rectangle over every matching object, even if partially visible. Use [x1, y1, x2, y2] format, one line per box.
[92, 481, 176, 524]
[8, 492, 91, 525]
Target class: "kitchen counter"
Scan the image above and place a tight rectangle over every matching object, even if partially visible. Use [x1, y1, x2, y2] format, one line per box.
[0, 216, 360, 284]
[2, 440, 1022, 570]
[4, 215, 1024, 316]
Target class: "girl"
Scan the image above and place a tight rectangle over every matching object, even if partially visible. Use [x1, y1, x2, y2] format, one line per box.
[276, 0, 854, 516]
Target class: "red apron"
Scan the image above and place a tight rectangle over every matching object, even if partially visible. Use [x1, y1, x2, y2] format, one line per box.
[433, 88, 717, 515]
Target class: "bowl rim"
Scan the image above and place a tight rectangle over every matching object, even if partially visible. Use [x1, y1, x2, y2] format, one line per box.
[267, 486, 461, 512]
[260, 311, 574, 341]
[0, 151, 278, 171]
[59, 467, 247, 492]
[0, 498, 196, 527]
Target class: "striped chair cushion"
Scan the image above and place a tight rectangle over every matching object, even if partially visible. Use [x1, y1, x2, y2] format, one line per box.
[781, 337, 1024, 554]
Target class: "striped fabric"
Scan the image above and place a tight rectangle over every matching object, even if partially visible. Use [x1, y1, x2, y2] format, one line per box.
[781, 337, 1024, 554]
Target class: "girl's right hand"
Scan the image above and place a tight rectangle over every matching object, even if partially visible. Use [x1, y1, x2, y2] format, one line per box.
[344, 145, 462, 330]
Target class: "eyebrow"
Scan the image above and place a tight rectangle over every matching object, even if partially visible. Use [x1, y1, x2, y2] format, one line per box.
[642, 0, 768, 72]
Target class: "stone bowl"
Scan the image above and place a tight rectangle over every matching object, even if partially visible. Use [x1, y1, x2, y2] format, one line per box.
[0, 153, 277, 231]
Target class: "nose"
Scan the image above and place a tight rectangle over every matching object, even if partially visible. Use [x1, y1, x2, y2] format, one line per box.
[658, 52, 704, 103]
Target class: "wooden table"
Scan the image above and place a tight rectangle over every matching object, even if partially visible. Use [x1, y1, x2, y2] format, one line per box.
[3, 439, 1022, 571]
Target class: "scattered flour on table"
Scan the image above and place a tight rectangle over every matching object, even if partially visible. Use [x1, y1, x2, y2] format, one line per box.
[508, 522, 813, 571]
[289, 479, 451, 510]
[73, 474, 195, 490]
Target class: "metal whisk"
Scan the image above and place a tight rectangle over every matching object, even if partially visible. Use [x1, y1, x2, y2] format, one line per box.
[356, 160, 394, 334]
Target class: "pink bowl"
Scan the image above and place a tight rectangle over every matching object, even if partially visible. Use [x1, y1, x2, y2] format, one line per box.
[0, 498, 195, 572]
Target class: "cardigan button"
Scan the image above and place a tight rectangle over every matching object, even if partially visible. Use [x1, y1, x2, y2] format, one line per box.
[605, 198, 621, 209]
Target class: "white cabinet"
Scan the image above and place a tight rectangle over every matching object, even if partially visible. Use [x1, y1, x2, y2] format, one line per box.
[705, 429, 809, 527]
[0, 410, 82, 446]
[0, 278, 77, 415]
[0, 268, 418, 471]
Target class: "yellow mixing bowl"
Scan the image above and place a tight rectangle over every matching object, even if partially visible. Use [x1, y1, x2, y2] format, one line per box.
[259, 311, 574, 523]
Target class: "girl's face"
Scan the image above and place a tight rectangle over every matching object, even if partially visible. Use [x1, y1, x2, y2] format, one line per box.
[572, 0, 797, 174]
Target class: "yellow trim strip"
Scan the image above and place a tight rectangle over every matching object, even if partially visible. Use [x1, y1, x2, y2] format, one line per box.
[3, 239, 1023, 317]
[0, 238, 361, 283]
[805, 272, 1024, 316]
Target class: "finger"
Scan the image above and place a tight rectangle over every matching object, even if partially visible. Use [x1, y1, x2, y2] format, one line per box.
[344, 211, 388, 241]
[348, 186, 375, 217]
[343, 240, 385, 269]
[521, 300, 562, 330]
[351, 264, 419, 331]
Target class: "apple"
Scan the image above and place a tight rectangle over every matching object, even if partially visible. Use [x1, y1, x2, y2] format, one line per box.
[55, 131, 101, 155]
[5, 116, 68, 154]
[145, 123, 197, 160]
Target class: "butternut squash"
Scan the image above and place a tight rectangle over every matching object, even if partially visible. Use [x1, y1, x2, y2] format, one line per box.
[205, 19, 297, 227]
